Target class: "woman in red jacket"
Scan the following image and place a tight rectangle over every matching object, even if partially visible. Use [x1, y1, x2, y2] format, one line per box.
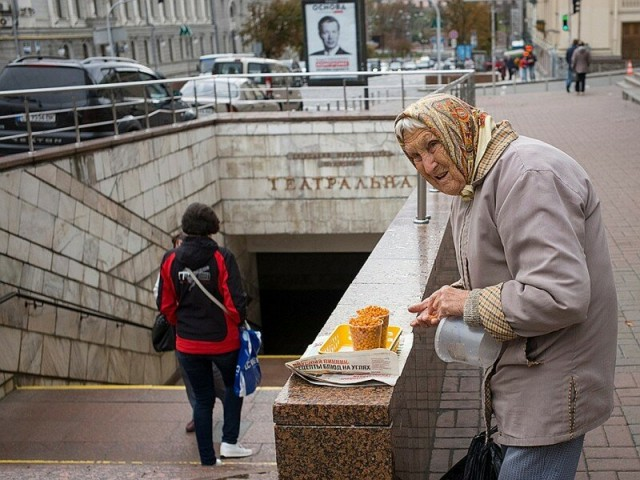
[157, 202, 252, 466]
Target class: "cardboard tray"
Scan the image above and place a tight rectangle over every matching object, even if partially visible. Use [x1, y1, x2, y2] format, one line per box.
[319, 324, 402, 354]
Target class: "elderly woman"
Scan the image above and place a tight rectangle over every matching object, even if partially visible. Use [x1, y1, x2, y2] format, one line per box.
[395, 94, 617, 479]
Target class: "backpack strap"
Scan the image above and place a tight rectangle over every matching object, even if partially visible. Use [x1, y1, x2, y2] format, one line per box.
[184, 267, 230, 314]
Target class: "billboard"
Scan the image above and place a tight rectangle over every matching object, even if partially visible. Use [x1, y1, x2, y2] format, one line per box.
[302, 0, 366, 86]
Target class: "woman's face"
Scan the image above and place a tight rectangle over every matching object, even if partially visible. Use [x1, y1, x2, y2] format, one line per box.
[402, 128, 466, 195]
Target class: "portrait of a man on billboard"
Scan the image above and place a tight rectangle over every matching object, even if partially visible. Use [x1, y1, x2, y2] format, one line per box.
[311, 15, 350, 55]
[304, 1, 358, 77]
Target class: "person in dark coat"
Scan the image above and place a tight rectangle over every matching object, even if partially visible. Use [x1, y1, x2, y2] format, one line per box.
[565, 39, 579, 93]
[157, 203, 252, 465]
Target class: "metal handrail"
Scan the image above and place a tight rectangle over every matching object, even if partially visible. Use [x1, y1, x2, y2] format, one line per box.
[0, 289, 151, 330]
[0, 68, 477, 222]
[0, 69, 476, 152]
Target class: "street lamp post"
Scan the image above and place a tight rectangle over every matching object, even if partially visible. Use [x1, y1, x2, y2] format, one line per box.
[464, 0, 497, 94]
[490, 0, 496, 94]
[107, 0, 135, 56]
[428, 0, 442, 85]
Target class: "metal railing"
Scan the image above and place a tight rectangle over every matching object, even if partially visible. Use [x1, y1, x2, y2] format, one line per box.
[0, 76, 197, 156]
[0, 289, 149, 330]
[0, 68, 478, 224]
[0, 69, 477, 156]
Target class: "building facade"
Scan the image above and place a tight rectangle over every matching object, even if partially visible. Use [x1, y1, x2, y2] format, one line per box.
[528, 0, 640, 60]
[0, 0, 256, 77]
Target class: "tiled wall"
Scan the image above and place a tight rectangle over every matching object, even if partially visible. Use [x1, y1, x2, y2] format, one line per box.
[0, 113, 413, 393]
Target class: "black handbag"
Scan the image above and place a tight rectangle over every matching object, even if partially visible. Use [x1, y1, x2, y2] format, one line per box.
[151, 313, 175, 352]
[440, 426, 503, 480]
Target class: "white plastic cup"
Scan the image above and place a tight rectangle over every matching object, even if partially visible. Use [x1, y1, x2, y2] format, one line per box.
[434, 317, 501, 368]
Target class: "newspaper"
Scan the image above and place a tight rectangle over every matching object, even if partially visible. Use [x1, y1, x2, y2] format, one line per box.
[285, 331, 413, 387]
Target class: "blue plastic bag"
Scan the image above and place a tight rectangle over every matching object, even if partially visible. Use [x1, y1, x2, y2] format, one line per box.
[234, 324, 262, 397]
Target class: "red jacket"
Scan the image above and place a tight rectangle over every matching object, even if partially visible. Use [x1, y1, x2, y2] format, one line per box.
[157, 236, 246, 355]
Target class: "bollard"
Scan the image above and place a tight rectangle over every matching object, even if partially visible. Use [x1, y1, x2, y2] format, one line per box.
[414, 174, 431, 224]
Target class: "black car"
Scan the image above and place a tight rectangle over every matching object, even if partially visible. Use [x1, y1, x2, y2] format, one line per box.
[0, 56, 196, 155]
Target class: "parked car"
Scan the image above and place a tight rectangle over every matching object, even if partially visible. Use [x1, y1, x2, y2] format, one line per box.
[280, 59, 305, 86]
[402, 60, 418, 71]
[0, 55, 195, 155]
[211, 57, 303, 111]
[180, 76, 281, 114]
[367, 58, 382, 72]
[198, 53, 255, 75]
[388, 60, 403, 71]
[416, 56, 435, 69]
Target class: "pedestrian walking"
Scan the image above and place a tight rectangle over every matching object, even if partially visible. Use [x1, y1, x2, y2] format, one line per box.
[526, 49, 537, 81]
[519, 53, 529, 82]
[565, 39, 579, 92]
[572, 41, 591, 95]
[153, 232, 226, 435]
[157, 203, 253, 466]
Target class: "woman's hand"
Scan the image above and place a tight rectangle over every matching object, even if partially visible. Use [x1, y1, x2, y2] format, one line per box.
[408, 285, 469, 327]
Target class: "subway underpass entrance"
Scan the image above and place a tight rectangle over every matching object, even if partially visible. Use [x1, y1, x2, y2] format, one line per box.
[257, 252, 370, 355]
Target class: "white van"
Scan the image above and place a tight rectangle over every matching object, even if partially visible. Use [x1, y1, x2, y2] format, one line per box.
[199, 53, 255, 75]
[211, 57, 303, 111]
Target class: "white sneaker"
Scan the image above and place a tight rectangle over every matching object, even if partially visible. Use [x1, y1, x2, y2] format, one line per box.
[220, 442, 252, 458]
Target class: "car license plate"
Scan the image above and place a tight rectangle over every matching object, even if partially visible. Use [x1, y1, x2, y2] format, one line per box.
[18, 112, 56, 123]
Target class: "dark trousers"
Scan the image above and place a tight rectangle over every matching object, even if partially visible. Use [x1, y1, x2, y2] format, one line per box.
[177, 349, 243, 465]
[178, 354, 225, 414]
[575, 72, 587, 92]
[499, 435, 585, 479]
[566, 67, 574, 90]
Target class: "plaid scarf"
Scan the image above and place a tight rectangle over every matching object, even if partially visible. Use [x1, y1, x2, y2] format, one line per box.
[396, 93, 518, 200]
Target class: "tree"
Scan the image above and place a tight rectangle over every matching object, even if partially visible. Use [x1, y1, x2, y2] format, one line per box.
[239, 0, 303, 59]
[369, 0, 431, 57]
[443, 0, 491, 52]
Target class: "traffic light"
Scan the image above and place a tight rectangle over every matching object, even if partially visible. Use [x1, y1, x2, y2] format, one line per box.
[562, 14, 569, 31]
[573, 0, 580, 14]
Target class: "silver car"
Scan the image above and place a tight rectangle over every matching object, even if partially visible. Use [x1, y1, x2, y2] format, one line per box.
[179, 76, 281, 114]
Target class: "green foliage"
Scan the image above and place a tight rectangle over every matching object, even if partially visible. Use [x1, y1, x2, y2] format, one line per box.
[239, 0, 303, 58]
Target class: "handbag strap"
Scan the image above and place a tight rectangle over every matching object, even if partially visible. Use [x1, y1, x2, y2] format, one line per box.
[184, 267, 230, 314]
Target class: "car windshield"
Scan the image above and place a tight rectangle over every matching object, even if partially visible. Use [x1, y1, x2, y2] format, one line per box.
[212, 62, 243, 75]
[0, 65, 89, 103]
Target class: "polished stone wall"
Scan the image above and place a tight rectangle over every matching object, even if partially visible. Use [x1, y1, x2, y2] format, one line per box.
[273, 189, 457, 479]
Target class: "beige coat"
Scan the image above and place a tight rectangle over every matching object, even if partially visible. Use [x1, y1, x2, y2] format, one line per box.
[449, 136, 617, 447]
[571, 46, 591, 74]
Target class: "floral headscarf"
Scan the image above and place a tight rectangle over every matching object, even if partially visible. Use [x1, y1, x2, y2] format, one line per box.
[395, 93, 518, 200]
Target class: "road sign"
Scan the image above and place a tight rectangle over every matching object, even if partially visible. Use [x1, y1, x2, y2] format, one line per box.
[449, 29, 458, 40]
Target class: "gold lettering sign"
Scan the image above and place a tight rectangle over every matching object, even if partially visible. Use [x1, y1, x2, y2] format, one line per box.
[267, 176, 413, 191]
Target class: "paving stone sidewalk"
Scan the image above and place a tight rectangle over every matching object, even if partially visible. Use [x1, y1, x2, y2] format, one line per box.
[428, 79, 640, 480]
